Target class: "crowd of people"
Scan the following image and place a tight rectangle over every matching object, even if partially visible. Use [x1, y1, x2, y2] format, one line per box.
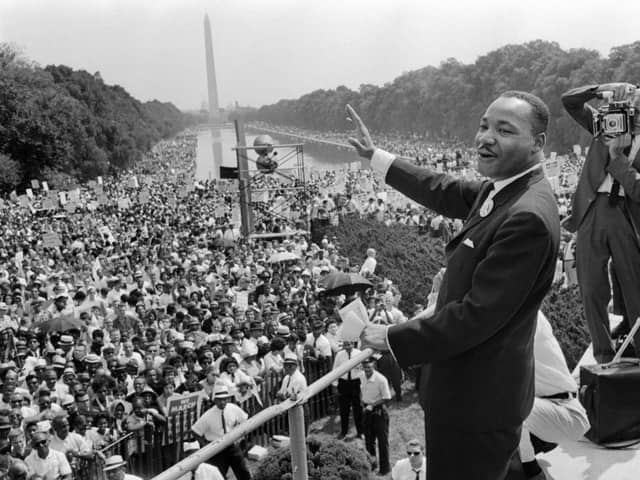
[0, 129, 416, 480]
[0, 115, 597, 480]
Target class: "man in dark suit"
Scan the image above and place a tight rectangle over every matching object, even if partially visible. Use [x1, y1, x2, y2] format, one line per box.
[561, 83, 640, 363]
[347, 91, 560, 480]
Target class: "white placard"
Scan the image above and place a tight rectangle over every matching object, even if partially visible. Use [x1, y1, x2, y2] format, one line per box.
[338, 298, 369, 342]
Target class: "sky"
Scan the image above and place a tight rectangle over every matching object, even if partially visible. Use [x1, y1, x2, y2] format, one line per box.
[1, 0, 640, 111]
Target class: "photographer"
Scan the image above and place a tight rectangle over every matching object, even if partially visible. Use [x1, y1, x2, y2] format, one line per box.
[561, 83, 640, 363]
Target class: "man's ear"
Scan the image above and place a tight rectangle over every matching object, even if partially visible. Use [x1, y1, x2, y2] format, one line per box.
[532, 132, 546, 153]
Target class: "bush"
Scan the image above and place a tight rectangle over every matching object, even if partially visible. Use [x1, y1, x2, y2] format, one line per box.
[317, 217, 590, 369]
[254, 435, 371, 480]
[318, 216, 445, 312]
[542, 284, 590, 370]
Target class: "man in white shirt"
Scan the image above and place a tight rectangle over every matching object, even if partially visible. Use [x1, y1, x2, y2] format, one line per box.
[359, 357, 392, 476]
[392, 439, 426, 480]
[331, 341, 363, 439]
[276, 354, 308, 402]
[25, 432, 72, 480]
[49, 414, 94, 460]
[191, 385, 251, 480]
[518, 311, 590, 480]
[305, 319, 332, 359]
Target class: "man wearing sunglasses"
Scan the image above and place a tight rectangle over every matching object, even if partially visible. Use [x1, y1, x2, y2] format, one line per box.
[24, 432, 72, 480]
[392, 439, 426, 480]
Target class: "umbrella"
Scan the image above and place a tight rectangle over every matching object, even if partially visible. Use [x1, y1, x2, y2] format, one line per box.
[267, 251, 300, 264]
[38, 313, 84, 333]
[321, 272, 373, 295]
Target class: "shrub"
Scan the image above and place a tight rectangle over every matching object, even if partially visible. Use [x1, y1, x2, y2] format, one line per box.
[254, 434, 371, 480]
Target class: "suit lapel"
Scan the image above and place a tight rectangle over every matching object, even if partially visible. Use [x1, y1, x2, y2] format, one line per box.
[447, 169, 543, 252]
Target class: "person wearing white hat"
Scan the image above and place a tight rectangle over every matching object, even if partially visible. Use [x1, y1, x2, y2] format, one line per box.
[190, 385, 251, 480]
[177, 441, 225, 480]
[102, 454, 142, 480]
[276, 353, 307, 402]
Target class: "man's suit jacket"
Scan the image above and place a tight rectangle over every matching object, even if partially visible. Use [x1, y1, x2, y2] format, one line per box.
[562, 85, 640, 240]
[385, 159, 560, 431]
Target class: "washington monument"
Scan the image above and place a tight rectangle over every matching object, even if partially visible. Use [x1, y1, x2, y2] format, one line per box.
[203, 13, 219, 123]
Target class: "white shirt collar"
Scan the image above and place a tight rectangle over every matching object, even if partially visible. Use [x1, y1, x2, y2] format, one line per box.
[491, 164, 541, 196]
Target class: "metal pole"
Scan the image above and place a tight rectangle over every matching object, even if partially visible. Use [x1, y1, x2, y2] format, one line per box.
[288, 405, 308, 480]
[234, 119, 253, 236]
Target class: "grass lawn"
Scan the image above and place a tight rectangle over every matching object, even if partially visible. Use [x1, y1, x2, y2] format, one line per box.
[245, 381, 423, 478]
[306, 381, 424, 478]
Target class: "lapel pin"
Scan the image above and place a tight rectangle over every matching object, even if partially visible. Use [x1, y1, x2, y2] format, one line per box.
[479, 199, 494, 218]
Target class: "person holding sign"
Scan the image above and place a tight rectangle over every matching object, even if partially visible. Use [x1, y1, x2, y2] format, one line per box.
[347, 91, 559, 480]
[561, 83, 640, 363]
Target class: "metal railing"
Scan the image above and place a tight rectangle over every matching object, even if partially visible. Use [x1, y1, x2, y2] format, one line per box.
[151, 348, 374, 480]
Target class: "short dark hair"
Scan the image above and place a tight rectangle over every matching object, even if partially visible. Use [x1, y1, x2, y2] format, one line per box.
[500, 91, 550, 135]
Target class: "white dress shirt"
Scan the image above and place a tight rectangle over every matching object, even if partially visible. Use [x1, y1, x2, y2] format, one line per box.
[331, 348, 362, 386]
[191, 403, 248, 442]
[391, 457, 426, 480]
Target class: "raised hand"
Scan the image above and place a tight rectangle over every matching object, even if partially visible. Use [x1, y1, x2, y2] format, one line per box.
[346, 104, 376, 166]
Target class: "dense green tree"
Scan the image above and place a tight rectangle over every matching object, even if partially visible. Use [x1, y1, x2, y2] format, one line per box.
[251, 40, 640, 152]
[0, 43, 192, 192]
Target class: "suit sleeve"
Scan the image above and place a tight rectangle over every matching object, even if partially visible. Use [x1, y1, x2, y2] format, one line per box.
[385, 157, 483, 220]
[387, 211, 555, 366]
[561, 85, 599, 133]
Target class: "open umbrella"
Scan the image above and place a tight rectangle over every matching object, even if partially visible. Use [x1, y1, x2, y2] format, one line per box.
[267, 251, 300, 264]
[37, 313, 84, 333]
[321, 272, 373, 295]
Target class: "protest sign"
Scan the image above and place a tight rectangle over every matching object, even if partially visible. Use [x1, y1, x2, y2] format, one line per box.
[117, 198, 130, 210]
[26, 188, 34, 199]
[166, 392, 201, 444]
[138, 190, 150, 204]
[31, 180, 40, 189]
[236, 291, 249, 311]
[42, 182, 49, 192]
[129, 176, 139, 189]
[42, 232, 62, 248]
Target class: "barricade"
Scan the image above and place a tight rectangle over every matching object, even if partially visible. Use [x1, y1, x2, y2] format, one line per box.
[76, 356, 337, 479]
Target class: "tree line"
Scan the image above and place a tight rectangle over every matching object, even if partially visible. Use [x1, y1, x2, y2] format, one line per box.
[0, 43, 199, 192]
[248, 40, 640, 153]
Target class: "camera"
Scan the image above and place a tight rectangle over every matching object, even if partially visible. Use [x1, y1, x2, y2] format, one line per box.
[592, 89, 636, 137]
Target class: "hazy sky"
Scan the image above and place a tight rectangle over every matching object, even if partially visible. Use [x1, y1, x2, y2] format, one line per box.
[1, 0, 640, 111]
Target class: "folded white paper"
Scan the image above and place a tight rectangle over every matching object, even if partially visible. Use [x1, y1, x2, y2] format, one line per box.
[338, 298, 369, 342]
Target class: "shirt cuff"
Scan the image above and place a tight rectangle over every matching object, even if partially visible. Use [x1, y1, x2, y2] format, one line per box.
[385, 325, 400, 364]
[370, 149, 396, 178]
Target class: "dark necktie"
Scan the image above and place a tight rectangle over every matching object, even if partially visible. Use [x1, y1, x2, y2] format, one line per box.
[414, 470, 420, 480]
[347, 351, 352, 380]
[221, 408, 227, 434]
[609, 145, 631, 205]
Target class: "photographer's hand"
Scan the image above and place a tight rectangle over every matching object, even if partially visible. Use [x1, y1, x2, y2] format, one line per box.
[346, 104, 375, 167]
[597, 83, 636, 101]
[604, 133, 632, 159]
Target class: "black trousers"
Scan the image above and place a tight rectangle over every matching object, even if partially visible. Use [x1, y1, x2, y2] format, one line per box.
[426, 421, 525, 480]
[376, 352, 403, 400]
[363, 407, 390, 473]
[337, 378, 363, 436]
[576, 194, 640, 363]
[210, 444, 252, 480]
